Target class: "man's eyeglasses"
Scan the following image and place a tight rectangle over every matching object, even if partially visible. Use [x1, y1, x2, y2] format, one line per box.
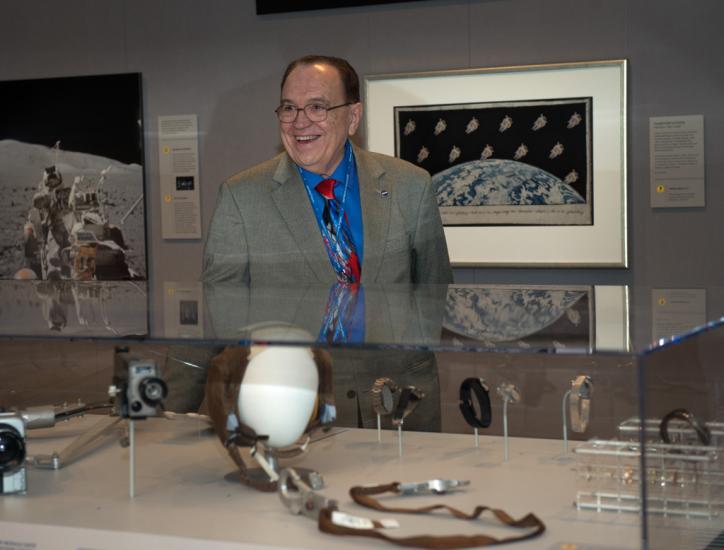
[275, 102, 353, 123]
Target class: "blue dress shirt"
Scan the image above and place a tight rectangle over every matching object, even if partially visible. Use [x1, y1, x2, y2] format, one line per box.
[298, 140, 364, 268]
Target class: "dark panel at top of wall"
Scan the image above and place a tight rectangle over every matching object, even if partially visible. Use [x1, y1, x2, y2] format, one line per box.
[256, 0, 422, 14]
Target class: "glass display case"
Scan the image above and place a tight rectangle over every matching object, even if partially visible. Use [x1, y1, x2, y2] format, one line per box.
[0, 280, 721, 550]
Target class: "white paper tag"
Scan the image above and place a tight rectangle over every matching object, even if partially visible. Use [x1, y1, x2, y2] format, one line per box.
[379, 518, 400, 529]
[330, 511, 399, 530]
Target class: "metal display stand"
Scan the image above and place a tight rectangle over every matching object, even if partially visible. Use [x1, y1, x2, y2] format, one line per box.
[29, 415, 124, 470]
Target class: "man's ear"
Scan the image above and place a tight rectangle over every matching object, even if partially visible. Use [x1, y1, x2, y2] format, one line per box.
[348, 102, 363, 136]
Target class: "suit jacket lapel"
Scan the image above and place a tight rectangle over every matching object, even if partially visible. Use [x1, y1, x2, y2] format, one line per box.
[354, 146, 391, 284]
[271, 154, 335, 282]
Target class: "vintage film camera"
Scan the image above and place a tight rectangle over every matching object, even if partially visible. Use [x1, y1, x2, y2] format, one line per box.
[110, 348, 168, 419]
[0, 412, 27, 494]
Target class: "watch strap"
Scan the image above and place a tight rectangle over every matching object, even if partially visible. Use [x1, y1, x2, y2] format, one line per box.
[659, 408, 711, 445]
[569, 375, 593, 433]
[392, 386, 425, 427]
[458, 377, 492, 429]
[315, 483, 546, 548]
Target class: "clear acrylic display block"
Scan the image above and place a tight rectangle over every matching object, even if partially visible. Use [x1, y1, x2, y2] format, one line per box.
[575, 434, 723, 518]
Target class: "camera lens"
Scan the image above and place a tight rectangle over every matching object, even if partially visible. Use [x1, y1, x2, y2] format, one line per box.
[140, 377, 168, 406]
[0, 425, 26, 473]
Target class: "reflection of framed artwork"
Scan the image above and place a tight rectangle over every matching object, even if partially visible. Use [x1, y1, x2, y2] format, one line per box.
[163, 282, 204, 338]
[0, 280, 148, 337]
[441, 284, 630, 353]
[443, 285, 594, 352]
[365, 60, 627, 267]
[0, 73, 146, 280]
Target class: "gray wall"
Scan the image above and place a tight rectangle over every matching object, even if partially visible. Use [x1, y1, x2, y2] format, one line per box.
[1, 0, 722, 291]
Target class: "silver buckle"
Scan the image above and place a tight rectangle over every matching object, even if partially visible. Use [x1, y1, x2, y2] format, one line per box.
[397, 479, 470, 495]
[278, 468, 337, 519]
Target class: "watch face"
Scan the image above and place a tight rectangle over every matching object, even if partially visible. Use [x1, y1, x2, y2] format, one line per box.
[381, 385, 395, 412]
[571, 375, 593, 398]
[496, 382, 521, 404]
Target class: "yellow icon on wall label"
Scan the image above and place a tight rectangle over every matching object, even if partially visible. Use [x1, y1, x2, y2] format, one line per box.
[164, 194, 172, 203]
[658, 298, 666, 306]
[163, 146, 170, 154]
[656, 184, 665, 193]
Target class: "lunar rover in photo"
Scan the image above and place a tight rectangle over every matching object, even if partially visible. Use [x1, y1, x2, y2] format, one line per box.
[20, 165, 136, 281]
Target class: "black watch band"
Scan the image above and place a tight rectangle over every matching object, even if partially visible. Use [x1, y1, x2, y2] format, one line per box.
[659, 408, 711, 446]
[459, 377, 492, 429]
[392, 386, 425, 427]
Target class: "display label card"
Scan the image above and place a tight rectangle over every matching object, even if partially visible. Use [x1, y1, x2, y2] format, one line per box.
[650, 115, 705, 208]
[594, 286, 630, 352]
[651, 288, 706, 343]
[159, 114, 202, 239]
[163, 282, 204, 338]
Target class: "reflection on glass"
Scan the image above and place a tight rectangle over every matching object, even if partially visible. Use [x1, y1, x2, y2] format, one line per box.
[0, 280, 147, 336]
[443, 286, 591, 352]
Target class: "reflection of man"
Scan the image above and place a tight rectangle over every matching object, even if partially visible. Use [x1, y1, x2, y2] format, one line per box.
[36, 279, 72, 331]
[200, 282, 449, 431]
[203, 55, 452, 285]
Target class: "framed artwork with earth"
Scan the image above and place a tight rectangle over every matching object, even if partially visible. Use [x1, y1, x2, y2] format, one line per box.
[364, 60, 627, 267]
[395, 96, 592, 226]
[0, 73, 147, 281]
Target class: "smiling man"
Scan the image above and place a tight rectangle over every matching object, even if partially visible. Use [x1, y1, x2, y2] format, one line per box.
[181, 57, 451, 429]
[202, 54, 452, 285]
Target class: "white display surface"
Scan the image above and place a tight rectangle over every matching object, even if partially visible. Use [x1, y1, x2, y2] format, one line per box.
[1, 415, 643, 550]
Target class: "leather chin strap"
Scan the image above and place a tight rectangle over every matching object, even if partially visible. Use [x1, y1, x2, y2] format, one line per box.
[316, 483, 545, 548]
[206, 346, 335, 492]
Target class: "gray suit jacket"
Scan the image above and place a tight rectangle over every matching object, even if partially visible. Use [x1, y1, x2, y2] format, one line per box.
[202, 145, 452, 285]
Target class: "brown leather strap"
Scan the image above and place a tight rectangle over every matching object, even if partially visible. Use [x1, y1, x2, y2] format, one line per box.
[315, 483, 545, 548]
[224, 445, 275, 492]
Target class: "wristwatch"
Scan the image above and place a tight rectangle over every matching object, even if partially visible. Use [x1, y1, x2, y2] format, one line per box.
[659, 408, 711, 446]
[459, 377, 492, 429]
[569, 375, 593, 433]
[496, 381, 521, 404]
[370, 377, 398, 416]
[391, 386, 425, 427]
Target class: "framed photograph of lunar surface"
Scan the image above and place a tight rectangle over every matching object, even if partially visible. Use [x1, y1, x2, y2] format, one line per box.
[364, 60, 627, 267]
[0, 73, 146, 280]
